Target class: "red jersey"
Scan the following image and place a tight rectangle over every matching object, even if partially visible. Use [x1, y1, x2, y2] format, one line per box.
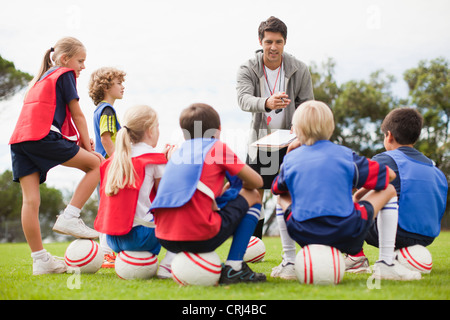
[154, 141, 245, 241]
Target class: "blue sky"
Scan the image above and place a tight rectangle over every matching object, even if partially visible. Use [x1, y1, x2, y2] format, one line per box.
[1, 0, 449, 190]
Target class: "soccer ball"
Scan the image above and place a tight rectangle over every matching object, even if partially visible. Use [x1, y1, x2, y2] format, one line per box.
[64, 239, 103, 273]
[171, 251, 222, 286]
[395, 245, 432, 274]
[244, 236, 266, 263]
[295, 244, 345, 285]
[115, 251, 159, 280]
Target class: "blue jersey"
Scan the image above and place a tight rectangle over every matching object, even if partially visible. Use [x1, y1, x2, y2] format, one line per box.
[272, 140, 389, 222]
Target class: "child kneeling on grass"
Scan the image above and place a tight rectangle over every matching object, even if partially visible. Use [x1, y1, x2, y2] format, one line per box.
[150, 103, 266, 284]
[271, 100, 421, 281]
[94, 105, 176, 278]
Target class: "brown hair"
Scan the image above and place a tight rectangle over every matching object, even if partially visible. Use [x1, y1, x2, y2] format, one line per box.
[179, 103, 221, 140]
[381, 107, 423, 145]
[258, 16, 288, 42]
[88, 67, 126, 105]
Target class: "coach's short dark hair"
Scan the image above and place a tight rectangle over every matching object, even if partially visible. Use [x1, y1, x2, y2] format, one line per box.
[258, 16, 288, 42]
[179, 103, 221, 140]
[381, 107, 423, 145]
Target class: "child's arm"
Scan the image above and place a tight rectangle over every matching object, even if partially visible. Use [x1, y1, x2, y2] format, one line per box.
[68, 99, 93, 151]
[353, 161, 396, 202]
[237, 164, 263, 190]
[100, 132, 115, 157]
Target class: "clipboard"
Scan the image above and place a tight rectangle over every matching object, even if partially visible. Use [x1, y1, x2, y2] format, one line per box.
[250, 129, 297, 151]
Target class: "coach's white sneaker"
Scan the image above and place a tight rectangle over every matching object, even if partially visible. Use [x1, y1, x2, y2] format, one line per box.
[33, 252, 67, 275]
[270, 259, 297, 280]
[53, 215, 99, 239]
[372, 260, 421, 281]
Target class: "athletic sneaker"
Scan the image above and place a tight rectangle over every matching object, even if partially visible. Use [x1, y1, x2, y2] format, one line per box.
[219, 262, 266, 284]
[33, 252, 67, 275]
[372, 260, 421, 281]
[270, 259, 297, 280]
[157, 263, 172, 279]
[53, 215, 99, 239]
[102, 253, 116, 268]
[344, 254, 371, 273]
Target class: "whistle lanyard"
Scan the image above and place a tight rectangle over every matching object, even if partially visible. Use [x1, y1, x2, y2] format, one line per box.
[263, 57, 283, 96]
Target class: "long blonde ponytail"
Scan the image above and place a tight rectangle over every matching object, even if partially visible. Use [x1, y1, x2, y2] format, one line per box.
[105, 105, 158, 196]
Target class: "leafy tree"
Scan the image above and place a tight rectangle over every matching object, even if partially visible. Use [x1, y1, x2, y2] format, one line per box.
[403, 57, 450, 166]
[0, 55, 32, 101]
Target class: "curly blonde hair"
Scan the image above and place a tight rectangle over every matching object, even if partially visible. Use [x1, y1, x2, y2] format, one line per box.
[88, 67, 126, 105]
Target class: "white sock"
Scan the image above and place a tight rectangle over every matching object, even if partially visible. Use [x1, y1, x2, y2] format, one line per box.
[99, 233, 113, 255]
[160, 251, 176, 266]
[31, 249, 48, 261]
[63, 204, 81, 219]
[377, 196, 399, 265]
[225, 260, 243, 271]
[276, 204, 296, 263]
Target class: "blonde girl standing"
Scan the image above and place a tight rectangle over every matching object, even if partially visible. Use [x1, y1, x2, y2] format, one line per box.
[9, 37, 102, 275]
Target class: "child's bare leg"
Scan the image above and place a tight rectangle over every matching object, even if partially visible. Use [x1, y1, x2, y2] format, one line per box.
[52, 148, 101, 239]
[62, 148, 101, 209]
[19, 172, 42, 252]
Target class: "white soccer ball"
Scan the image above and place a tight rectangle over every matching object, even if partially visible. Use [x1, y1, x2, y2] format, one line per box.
[295, 244, 345, 285]
[115, 250, 158, 280]
[395, 245, 433, 274]
[64, 239, 103, 273]
[171, 251, 222, 286]
[244, 236, 266, 263]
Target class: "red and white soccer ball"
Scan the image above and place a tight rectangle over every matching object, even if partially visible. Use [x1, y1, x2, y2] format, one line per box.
[64, 239, 103, 273]
[395, 245, 433, 274]
[295, 244, 345, 285]
[244, 236, 266, 263]
[115, 251, 159, 280]
[171, 251, 222, 286]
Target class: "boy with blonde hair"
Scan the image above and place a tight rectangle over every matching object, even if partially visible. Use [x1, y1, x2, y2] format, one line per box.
[272, 101, 421, 280]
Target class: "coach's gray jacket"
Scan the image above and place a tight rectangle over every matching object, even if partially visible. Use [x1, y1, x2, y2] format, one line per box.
[236, 50, 314, 160]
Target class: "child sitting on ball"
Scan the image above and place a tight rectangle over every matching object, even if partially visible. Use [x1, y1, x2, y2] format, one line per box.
[150, 103, 266, 284]
[271, 100, 421, 281]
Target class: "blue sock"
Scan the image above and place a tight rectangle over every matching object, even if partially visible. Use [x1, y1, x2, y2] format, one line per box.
[226, 204, 262, 263]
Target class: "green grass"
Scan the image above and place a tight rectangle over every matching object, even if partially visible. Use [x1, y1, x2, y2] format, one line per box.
[1, 232, 449, 300]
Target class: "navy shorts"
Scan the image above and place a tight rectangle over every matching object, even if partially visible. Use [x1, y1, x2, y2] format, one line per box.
[246, 147, 287, 189]
[284, 200, 375, 255]
[11, 131, 80, 184]
[158, 195, 250, 253]
[106, 226, 162, 255]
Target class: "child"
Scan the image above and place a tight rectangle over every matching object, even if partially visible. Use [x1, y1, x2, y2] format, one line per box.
[348, 107, 448, 272]
[150, 103, 266, 284]
[94, 105, 176, 278]
[271, 100, 421, 281]
[9, 37, 102, 275]
[89, 67, 126, 159]
[89, 67, 126, 267]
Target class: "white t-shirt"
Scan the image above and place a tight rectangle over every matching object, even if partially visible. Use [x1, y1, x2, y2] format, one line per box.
[131, 142, 165, 226]
[263, 65, 285, 130]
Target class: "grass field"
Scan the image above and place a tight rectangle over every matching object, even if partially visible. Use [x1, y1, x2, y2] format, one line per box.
[1, 232, 449, 301]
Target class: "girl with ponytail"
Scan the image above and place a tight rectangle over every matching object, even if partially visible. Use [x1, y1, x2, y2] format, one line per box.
[9, 37, 103, 275]
[95, 105, 176, 278]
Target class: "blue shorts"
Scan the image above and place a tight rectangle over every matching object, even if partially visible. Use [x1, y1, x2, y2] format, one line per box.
[285, 200, 375, 255]
[158, 195, 250, 253]
[10, 131, 80, 184]
[106, 225, 161, 254]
